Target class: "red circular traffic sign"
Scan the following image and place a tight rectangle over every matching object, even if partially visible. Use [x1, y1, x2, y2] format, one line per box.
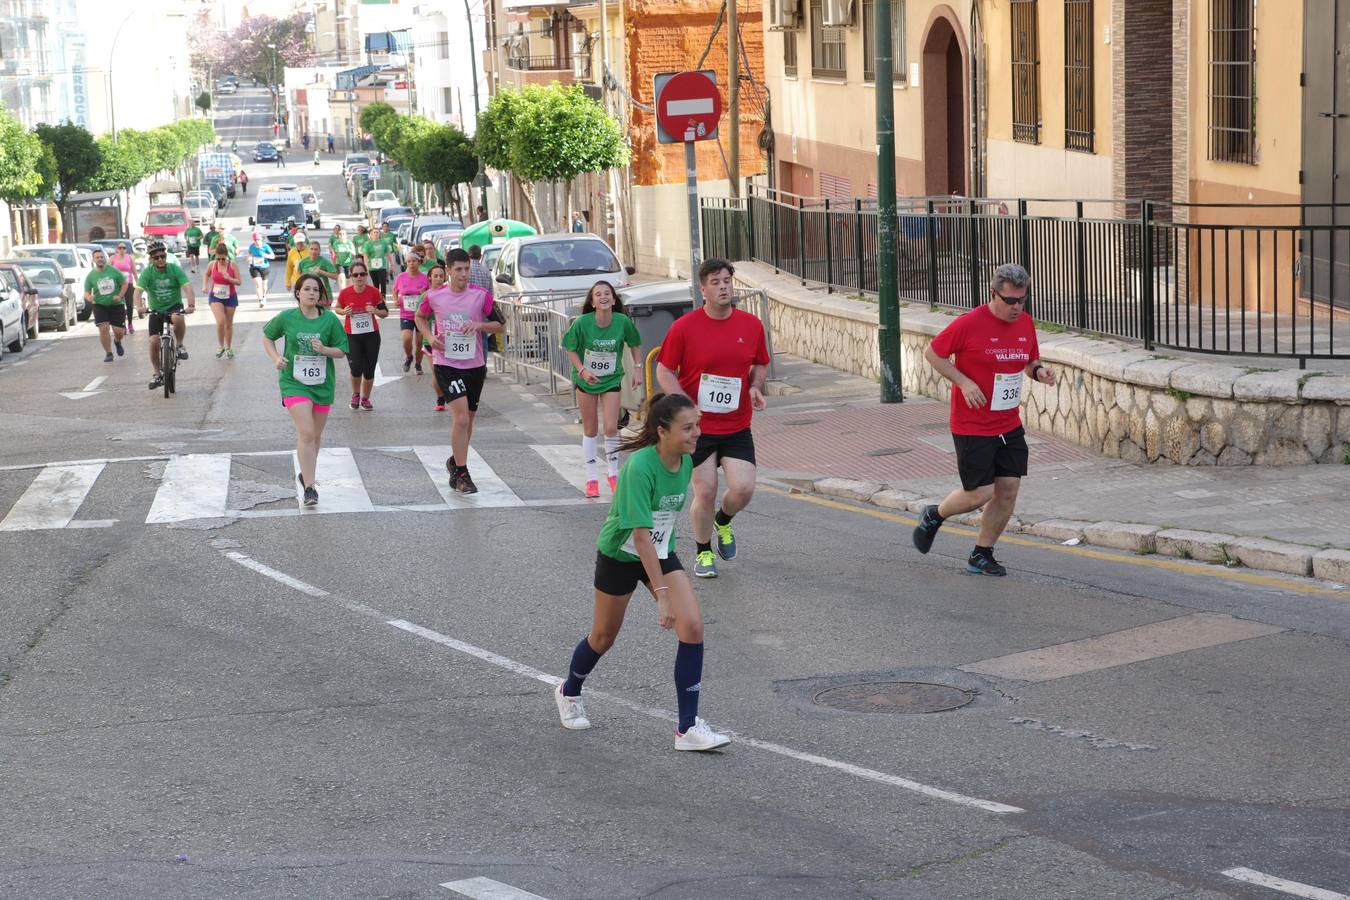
[656, 71, 723, 143]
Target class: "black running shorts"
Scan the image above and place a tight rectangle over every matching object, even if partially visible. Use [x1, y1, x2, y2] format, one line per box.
[692, 427, 756, 468]
[951, 427, 1029, 490]
[92, 304, 126, 328]
[593, 550, 685, 596]
[433, 364, 487, 411]
[147, 305, 185, 337]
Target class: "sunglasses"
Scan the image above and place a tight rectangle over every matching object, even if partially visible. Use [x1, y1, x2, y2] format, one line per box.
[117, 245, 126, 250]
[993, 290, 1027, 306]
[150, 253, 167, 260]
[351, 271, 368, 277]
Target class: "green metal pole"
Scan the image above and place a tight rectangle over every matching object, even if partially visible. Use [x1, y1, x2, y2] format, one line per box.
[875, 0, 902, 402]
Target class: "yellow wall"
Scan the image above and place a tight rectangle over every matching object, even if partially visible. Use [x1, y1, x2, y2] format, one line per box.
[1188, 0, 1302, 200]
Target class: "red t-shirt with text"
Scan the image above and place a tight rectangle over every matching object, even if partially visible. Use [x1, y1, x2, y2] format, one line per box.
[658, 307, 770, 435]
[929, 304, 1039, 436]
[337, 285, 384, 335]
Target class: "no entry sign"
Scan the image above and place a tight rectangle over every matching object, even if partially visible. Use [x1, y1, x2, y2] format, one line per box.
[654, 70, 722, 145]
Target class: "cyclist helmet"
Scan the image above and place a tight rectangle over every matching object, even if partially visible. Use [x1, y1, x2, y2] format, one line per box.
[146, 240, 168, 255]
[286, 216, 297, 224]
[131, 238, 148, 253]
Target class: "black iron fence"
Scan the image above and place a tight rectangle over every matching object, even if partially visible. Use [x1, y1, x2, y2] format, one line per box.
[701, 189, 1350, 364]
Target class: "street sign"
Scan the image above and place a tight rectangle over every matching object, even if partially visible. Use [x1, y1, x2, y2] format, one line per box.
[654, 70, 722, 145]
[369, 165, 381, 182]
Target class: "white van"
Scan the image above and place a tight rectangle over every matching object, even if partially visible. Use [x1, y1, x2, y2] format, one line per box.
[248, 191, 307, 254]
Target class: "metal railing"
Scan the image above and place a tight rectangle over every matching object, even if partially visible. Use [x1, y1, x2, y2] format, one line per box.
[493, 290, 587, 393]
[505, 54, 573, 71]
[701, 189, 1350, 364]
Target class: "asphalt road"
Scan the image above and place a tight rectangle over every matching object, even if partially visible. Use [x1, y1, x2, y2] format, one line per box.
[1, 88, 1348, 900]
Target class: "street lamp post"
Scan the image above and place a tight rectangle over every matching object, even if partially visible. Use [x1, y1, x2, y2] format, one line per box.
[463, 0, 488, 216]
[267, 42, 279, 130]
[107, 9, 138, 136]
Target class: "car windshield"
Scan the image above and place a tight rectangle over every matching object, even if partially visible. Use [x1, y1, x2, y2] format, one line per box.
[25, 248, 78, 268]
[256, 203, 306, 225]
[518, 240, 619, 277]
[146, 211, 187, 226]
[187, 198, 212, 208]
[368, 191, 396, 202]
[302, 193, 317, 204]
[483, 247, 503, 267]
[346, 156, 371, 167]
[21, 264, 60, 285]
[383, 207, 413, 218]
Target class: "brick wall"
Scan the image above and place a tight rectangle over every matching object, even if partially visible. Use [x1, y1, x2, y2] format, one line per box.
[627, 0, 765, 187]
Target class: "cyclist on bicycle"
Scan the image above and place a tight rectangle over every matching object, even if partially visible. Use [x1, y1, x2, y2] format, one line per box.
[135, 241, 196, 390]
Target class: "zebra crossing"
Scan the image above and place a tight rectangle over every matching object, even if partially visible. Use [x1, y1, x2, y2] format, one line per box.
[0, 444, 600, 532]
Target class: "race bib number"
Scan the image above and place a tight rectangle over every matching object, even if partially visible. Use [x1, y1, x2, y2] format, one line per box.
[349, 312, 374, 334]
[441, 323, 476, 360]
[991, 371, 1024, 411]
[212, 283, 231, 299]
[401, 292, 420, 313]
[97, 278, 115, 296]
[369, 255, 384, 270]
[293, 354, 325, 385]
[583, 350, 617, 376]
[620, 511, 677, 560]
[698, 373, 742, 414]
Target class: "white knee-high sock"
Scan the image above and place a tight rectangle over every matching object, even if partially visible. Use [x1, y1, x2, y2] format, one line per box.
[582, 435, 599, 482]
[604, 436, 621, 477]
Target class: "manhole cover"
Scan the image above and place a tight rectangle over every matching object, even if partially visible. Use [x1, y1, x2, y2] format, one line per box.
[784, 418, 822, 426]
[813, 681, 974, 714]
[864, 447, 913, 457]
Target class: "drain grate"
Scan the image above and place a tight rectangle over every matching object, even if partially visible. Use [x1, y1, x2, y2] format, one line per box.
[813, 681, 975, 714]
[864, 447, 913, 457]
[783, 418, 823, 426]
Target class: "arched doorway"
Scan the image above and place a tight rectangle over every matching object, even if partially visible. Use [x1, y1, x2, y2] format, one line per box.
[921, 11, 967, 196]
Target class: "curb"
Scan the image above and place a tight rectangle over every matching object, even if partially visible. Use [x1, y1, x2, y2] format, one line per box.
[805, 477, 1348, 587]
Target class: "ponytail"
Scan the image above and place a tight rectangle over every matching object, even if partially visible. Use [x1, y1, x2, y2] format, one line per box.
[616, 392, 696, 453]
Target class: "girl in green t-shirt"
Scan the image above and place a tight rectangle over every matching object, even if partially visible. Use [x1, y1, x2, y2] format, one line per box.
[560, 281, 644, 497]
[261, 273, 350, 507]
[552, 392, 730, 752]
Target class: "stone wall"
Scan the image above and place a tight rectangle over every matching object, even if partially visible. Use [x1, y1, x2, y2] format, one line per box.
[737, 261, 1350, 466]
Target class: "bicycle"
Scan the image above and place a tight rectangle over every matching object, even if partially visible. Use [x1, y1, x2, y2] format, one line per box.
[153, 307, 194, 398]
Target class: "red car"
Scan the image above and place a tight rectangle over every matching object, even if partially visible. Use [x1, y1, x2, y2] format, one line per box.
[142, 206, 192, 253]
[0, 262, 42, 345]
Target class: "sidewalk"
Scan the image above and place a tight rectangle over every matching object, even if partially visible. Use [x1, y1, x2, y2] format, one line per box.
[752, 355, 1350, 585]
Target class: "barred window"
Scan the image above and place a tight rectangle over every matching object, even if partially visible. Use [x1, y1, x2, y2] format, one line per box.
[1011, 0, 1041, 144]
[1209, 0, 1256, 164]
[862, 0, 905, 83]
[1064, 0, 1093, 152]
[785, 30, 798, 77]
[810, 0, 847, 79]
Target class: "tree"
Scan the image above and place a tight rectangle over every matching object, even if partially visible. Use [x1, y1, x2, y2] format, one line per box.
[189, 14, 313, 93]
[359, 102, 397, 137]
[0, 104, 44, 204]
[196, 91, 212, 114]
[88, 131, 151, 193]
[405, 124, 478, 216]
[34, 121, 103, 238]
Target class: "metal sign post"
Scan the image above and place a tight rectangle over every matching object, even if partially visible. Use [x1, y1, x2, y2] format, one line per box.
[654, 70, 723, 301]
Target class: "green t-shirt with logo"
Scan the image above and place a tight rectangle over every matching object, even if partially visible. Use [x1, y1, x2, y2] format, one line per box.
[261, 307, 349, 405]
[419, 258, 440, 275]
[204, 230, 221, 251]
[561, 311, 642, 394]
[596, 446, 691, 563]
[136, 263, 191, 313]
[84, 266, 127, 306]
[185, 226, 204, 250]
[366, 235, 395, 270]
[297, 256, 337, 278]
[329, 235, 355, 266]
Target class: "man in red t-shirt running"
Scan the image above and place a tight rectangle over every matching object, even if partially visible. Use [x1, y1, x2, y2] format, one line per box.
[912, 264, 1056, 576]
[656, 258, 770, 579]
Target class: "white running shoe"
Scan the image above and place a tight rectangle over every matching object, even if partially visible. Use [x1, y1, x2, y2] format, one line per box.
[555, 685, 591, 730]
[674, 717, 731, 751]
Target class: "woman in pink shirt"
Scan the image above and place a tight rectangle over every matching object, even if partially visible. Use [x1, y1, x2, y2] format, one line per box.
[392, 251, 428, 374]
[109, 240, 137, 333]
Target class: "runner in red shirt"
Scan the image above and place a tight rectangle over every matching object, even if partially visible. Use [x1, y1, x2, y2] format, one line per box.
[656, 259, 770, 579]
[911, 264, 1056, 576]
[333, 262, 389, 410]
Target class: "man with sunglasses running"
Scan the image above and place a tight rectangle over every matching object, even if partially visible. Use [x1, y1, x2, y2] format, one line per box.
[911, 263, 1055, 577]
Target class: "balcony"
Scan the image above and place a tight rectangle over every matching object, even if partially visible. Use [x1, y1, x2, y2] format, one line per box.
[500, 53, 575, 87]
[505, 54, 572, 71]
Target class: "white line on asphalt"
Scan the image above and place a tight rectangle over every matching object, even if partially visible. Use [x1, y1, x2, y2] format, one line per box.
[441, 877, 551, 900]
[1221, 867, 1350, 899]
[0, 463, 104, 531]
[387, 619, 1024, 815]
[294, 447, 374, 514]
[82, 376, 108, 392]
[147, 454, 232, 523]
[413, 446, 525, 509]
[530, 444, 612, 498]
[223, 550, 386, 617]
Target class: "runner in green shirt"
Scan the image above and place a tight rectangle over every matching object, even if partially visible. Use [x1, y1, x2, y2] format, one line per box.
[261, 272, 349, 507]
[203, 226, 221, 254]
[551, 392, 730, 752]
[184, 225, 204, 273]
[365, 228, 397, 298]
[560, 281, 645, 497]
[328, 224, 355, 287]
[135, 241, 196, 389]
[84, 249, 129, 362]
[296, 240, 339, 305]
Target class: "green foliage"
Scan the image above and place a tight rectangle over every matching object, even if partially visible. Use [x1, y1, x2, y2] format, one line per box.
[34, 121, 102, 203]
[0, 103, 44, 202]
[196, 91, 212, 113]
[510, 84, 627, 183]
[1167, 386, 1193, 403]
[359, 102, 398, 136]
[89, 131, 151, 192]
[404, 124, 477, 190]
[475, 89, 527, 173]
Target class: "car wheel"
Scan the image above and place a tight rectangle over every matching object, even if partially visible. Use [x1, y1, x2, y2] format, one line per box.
[26, 311, 38, 340]
[77, 301, 91, 322]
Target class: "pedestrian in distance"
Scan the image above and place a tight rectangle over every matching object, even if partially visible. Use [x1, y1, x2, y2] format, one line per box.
[655, 258, 770, 579]
[108, 241, 137, 334]
[393, 251, 428, 374]
[302, 133, 310, 151]
[911, 263, 1056, 577]
[416, 249, 503, 494]
[553, 391, 731, 752]
[239, 170, 248, 194]
[327, 133, 335, 153]
[247, 232, 274, 308]
[276, 147, 285, 168]
[203, 241, 242, 359]
[313, 150, 320, 167]
[85, 249, 128, 363]
[261, 273, 349, 507]
[334, 262, 388, 411]
[561, 281, 643, 497]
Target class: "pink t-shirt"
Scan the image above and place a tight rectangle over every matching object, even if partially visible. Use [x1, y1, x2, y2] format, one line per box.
[418, 284, 493, 369]
[109, 254, 134, 277]
[392, 271, 429, 320]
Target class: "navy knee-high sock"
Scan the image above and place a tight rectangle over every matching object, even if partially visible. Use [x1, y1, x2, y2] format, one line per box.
[674, 640, 704, 732]
[562, 637, 604, 697]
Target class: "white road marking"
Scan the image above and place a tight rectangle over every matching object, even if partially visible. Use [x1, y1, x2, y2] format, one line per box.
[223, 550, 385, 617]
[372, 361, 402, 386]
[530, 444, 612, 497]
[0, 463, 104, 531]
[147, 454, 233, 523]
[413, 446, 524, 509]
[1221, 867, 1350, 899]
[83, 376, 108, 392]
[294, 447, 374, 514]
[386, 619, 1023, 815]
[441, 877, 551, 900]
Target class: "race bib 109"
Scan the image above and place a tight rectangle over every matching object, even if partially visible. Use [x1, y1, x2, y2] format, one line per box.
[698, 373, 741, 414]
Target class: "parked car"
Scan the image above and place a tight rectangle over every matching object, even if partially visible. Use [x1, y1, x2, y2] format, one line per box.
[2, 257, 78, 331]
[401, 215, 462, 258]
[13, 244, 94, 311]
[362, 189, 399, 225]
[140, 207, 193, 252]
[299, 187, 321, 229]
[202, 181, 228, 209]
[481, 244, 504, 274]
[492, 233, 634, 296]
[0, 263, 42, 342]
[253, 142, 279, 162]
[218, 82, 237, 95]
[343, 153, 373, 178]
[433, 230, 465, 260]
[185, 193, 217, 227]
[377, 206, 415, 229]
[0, 265, 35, 355]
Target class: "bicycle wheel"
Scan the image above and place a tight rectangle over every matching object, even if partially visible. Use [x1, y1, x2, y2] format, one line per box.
[161, 339, 174, 398]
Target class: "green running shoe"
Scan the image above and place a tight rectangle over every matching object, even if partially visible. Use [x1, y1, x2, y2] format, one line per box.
[714, 520, 737, 561]
[694, 549, 718, 578]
